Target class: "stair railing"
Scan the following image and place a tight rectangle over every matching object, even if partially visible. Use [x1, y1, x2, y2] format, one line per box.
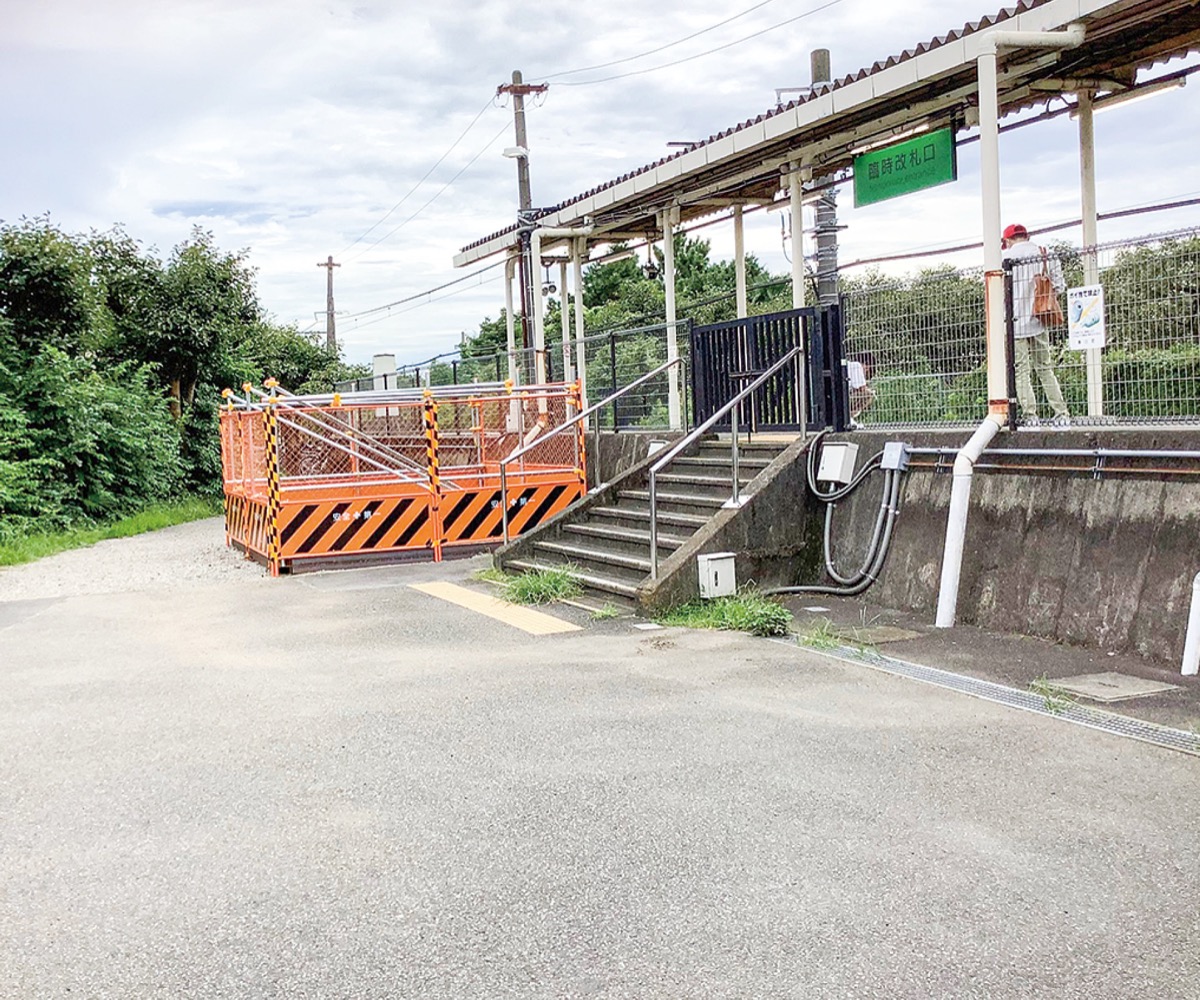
[648, 346, 804, 579]
[500, 357, 685, 544]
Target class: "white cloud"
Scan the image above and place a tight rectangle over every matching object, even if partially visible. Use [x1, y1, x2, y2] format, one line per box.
[2, 0, 1198, 369]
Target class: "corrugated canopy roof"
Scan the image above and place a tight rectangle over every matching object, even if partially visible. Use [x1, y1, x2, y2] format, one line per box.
[455, 0, 1200, 267]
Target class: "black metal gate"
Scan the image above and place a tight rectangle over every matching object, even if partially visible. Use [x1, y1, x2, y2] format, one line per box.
[690, 305, 847, 432]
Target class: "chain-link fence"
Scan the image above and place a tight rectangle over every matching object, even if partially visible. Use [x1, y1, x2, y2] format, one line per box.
[841, 266, 987, 427]
[576, 320, 691, 429]
[1026, 227, 1200, 426]
[335, 346, 550, 394]
[840, 226, 1200, 429]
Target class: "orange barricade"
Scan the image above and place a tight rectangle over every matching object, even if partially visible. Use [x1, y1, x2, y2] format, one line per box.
[219, 381, 584, 574]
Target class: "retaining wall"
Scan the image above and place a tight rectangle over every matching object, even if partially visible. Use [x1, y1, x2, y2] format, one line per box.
[820, 428, 1200, 665]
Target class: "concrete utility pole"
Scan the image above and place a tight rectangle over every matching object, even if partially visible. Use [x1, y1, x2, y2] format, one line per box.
[317, 256, 340, 351]
[497, 70, 548, 376]
[809, 49, 840, 306]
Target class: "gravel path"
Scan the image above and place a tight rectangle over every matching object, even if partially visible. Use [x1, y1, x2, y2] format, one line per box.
[0, 517, 265, 602]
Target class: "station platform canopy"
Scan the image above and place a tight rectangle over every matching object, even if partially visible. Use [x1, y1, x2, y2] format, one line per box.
[455, 0, 1200, 268]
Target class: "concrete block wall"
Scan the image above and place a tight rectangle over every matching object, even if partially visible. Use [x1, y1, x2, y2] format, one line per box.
[824, 428, 1200, 665]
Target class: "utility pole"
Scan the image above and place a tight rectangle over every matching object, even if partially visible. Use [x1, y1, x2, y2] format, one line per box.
[317, 255, 340, 351]
[497, 70, 547, 377]
[809, 50, 841, 306]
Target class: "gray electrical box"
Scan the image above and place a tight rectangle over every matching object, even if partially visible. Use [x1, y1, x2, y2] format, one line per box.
[881, 441, 910, 471]
[817, 442, 859, 484]
[698, 552, 737, 599]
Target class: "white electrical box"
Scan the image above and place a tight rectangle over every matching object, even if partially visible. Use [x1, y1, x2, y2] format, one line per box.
[817, 441, 859, 484]
[698, 552, 737, 599]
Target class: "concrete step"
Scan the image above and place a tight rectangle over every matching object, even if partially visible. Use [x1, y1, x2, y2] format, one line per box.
[519, 539, 647, 587]
[617, 489, 727, 515]
[587, 505, 710, 532]
[503, 557, 641, 600]
[561, 590, 640, 617]
[564, 522, 687, 555]
[532, 540, 652, 576]
[675, 454, 773, 472]
[656, 471, 754, 496]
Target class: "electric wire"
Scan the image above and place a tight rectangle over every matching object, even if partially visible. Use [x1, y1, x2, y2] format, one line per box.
[342, 259, 507, 320]
[538, 0, 783, 80]
[335, 98, 496, 258]
[344, 269, 506, 332]
[342, 118, 511, 264]
[553, 0, 845, 87]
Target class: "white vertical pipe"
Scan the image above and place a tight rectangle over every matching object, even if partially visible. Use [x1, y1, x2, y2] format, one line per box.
[978, 51, 1003, 274]
[531, 228, 547, 384]
[734, 204, 747, 318]
[789, 164, 806, 308]
[662, 208, 681, 430]
[504, 256, 518, 384]
[573, 238, 588, 414]
[1078, 90, 1104, 417]
[1182, 573, 1200, 675]
[935, 413, 1004, 628]
[936, 26, 1086, 630]
[559, 259, 571, 383]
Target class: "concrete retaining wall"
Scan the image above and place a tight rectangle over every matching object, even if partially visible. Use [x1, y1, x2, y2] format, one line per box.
[589, 430, 681, 488]
[822, 428, 1200, 665]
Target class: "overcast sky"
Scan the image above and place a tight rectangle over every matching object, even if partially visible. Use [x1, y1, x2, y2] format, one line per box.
[3, 0, 1197, 369]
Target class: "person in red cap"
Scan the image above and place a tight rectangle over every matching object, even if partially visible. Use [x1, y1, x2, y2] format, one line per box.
[1002, 223, 1069, 426]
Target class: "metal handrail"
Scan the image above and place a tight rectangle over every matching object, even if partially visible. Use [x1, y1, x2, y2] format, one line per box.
[239, 383, 443, 486]
[500, 356, 686, 544]
[649, 346, 804, 578]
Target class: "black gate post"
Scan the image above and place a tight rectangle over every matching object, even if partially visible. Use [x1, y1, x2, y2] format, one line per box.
[827, 301, 849, 432]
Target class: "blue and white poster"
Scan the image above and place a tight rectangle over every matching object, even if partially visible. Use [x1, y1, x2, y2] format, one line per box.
[1067, 284, 1106, 350]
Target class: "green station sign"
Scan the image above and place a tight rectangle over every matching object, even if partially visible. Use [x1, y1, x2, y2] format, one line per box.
[852, 126, 958, 207]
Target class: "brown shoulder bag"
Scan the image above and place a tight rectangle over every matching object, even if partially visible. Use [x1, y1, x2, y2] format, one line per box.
[1032, 246, 1064, 326]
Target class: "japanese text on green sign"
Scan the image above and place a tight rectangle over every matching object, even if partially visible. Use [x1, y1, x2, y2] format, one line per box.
[852, 127, 958, 207]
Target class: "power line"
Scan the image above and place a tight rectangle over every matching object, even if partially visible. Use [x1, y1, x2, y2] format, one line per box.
[539, 0, 783, 80]
[344, 272, 507, 334]
[343, 259, 508, 323]
[335, 98, 495, 258]
[554, 0, 844, 87]
[343, 120, 511, 263]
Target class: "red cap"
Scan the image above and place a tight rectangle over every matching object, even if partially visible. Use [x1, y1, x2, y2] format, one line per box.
[1002, 223, 1028, 240]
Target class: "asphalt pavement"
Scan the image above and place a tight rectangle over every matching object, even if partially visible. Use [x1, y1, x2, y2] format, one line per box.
[1, 524, 1197, 998]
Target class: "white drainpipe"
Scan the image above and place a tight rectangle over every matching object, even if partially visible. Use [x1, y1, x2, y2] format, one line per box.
[935, 23, 1085, 630]
[934, 412, 1005, 628]
[1182, 573, 1200, 676]
[530, 224, 593, 384]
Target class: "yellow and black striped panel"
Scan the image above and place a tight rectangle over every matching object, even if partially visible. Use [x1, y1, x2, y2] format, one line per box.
[440, 482, 582, 546]
[278, 496, 435, 560]
[224, 495, 271, 557]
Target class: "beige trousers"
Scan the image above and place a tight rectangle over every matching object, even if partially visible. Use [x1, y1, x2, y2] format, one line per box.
[1014, 331, 1068, 420]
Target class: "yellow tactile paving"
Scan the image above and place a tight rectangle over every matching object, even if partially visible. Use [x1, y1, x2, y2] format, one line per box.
[409, 581, 582, 635]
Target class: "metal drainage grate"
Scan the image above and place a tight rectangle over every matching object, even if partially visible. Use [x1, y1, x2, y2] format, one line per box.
[778, 640, 1200, 757]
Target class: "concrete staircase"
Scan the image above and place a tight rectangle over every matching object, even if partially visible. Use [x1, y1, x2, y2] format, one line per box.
[499, 437, 792, 609]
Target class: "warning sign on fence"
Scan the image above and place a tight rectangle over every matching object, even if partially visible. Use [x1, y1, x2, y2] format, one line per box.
[1067, 284, 1106, 351]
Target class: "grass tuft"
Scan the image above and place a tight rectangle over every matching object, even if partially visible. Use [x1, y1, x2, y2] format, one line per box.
[502, 566, 582, 605]
[1029, 674, 1076, 716]
[0, 497, 222, 568]
[590, 603, 622, 621]
[655, 591, 792, 638]
[798, 617, 842, 649]
[473, 565, 510, 585]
